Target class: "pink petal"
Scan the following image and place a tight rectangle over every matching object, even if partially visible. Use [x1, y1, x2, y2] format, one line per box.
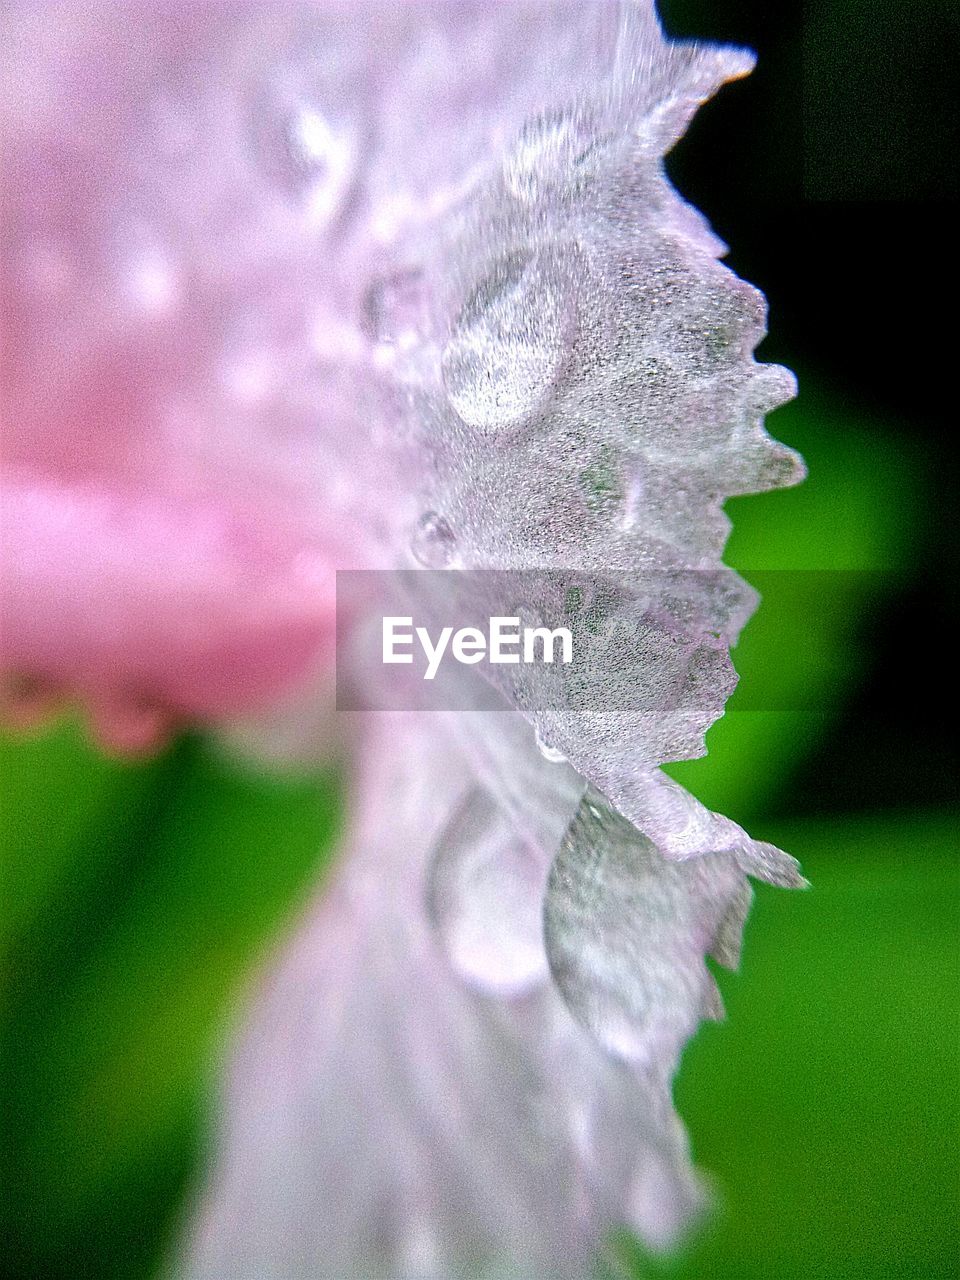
[1, 467, 336, 734]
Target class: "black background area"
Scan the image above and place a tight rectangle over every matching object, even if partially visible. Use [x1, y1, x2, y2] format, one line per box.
[660, 0, 958, 816]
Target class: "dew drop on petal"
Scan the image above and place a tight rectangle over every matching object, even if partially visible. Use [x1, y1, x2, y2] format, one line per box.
[441, 251, 572, 431]
[427, 789, 549, 996]
[252, 95, 354, 224]
[410, 511, 456, 568]
[363, 269, 426, 346]
[544, 789, 747, 1065]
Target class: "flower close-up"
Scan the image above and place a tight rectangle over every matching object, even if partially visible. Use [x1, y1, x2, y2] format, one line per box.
[2, 3, 956, 1280]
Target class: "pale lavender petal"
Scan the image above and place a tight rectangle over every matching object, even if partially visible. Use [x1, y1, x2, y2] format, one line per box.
[3, 0, 807, 1273]
[175, 1, 807, 1272]
[183, 717, 703, 1280]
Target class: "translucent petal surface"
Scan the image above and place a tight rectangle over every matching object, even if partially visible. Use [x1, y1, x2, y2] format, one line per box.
[184, 717, 705, 1280]
[544, 788, 774, 1063]
[1, 1, 807, 1275]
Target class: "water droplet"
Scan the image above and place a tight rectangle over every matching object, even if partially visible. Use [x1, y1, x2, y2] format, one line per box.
[504, 107, 598, 202]
[535, 727, 567, 764]
[544, 790, 747, 1064]
[410, 511, 456, 568]
[427, 790, 549, 996]
[362, 269, 426, 346]
[252, 95, 354, 225]
[441, 251, 573, 431]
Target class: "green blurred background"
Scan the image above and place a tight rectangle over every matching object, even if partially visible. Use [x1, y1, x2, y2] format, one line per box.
[2, 2, 957, 1278]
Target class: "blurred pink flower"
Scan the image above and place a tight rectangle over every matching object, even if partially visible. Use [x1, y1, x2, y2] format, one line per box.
[1, 2, 805, 1276]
